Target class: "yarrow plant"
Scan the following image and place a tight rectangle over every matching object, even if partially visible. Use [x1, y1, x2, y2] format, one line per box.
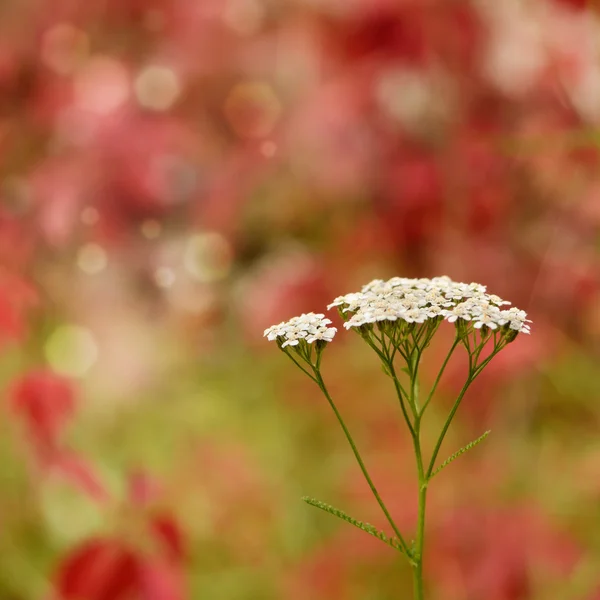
[265, 276, 531, 599]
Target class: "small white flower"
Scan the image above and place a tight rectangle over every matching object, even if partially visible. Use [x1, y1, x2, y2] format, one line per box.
[401, 307, 428, 323]
[473, 315, 500, 330]
[424, 304, 444, 318]
[500, 307, 532, 334]
[487, 294, 511, 306]
[361, 279, 389, 294]
[328, 293, 360, 310]
[343, 314, 367, 329]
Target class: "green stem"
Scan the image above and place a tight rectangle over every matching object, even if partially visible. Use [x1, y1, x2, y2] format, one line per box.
[426, 346, 501, 479]
[313, 370, 413, 561]
[412, 338, 505, 597]
[420, 336, 460, 416]
[409, 349, 423, 414]
[283, 349, 316, 381]
[389, 365, 416, 437]
[413, 480, 427, 600]
[408, 363, 427, 600]
[382, 342, 416, 437]
[426, 376, 473, 478]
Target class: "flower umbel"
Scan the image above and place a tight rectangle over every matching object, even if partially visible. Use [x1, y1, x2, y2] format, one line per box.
[266, 276, 532, 600]
[264, 312, 337, 347]
[264, 312, 337, 372]
[328, 275, 530, 336]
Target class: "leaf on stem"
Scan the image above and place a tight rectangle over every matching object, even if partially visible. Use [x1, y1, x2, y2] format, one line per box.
[302, 496, 408, 556]
[430, 430, 491, 478]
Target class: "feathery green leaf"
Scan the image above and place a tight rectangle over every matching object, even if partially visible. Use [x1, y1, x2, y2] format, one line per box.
[302, 496, 411, 559]
[431, 430, 491, 478]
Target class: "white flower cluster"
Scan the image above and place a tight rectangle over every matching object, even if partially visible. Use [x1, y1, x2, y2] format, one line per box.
[264, 313, 337, 348]
[328, 276, 531, 335]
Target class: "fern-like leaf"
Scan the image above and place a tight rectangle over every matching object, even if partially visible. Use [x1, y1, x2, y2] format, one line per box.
[431, 430, 491, 478]
[302, 496, 410, 558]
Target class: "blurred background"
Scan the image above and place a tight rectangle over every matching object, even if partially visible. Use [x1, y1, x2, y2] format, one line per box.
[1, 0, 600, 598]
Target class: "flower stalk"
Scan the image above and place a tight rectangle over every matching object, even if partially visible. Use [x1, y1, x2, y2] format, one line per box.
[264, 276, 532, 599]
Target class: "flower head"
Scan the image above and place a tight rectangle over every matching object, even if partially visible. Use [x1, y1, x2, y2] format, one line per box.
[327, 276, 531, 337]
[264, 313, 337, 348]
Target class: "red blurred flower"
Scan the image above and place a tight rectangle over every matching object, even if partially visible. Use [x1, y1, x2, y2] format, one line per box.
[380, 150, 443, 265]
[329, 0, 481, 74]
[429, 505, 581, 600]
[335, 4, 430, 65]
[54, 536, 186, 600]
[0, 288, 29, 344]
[552, 0, 589, 10]
[0, 223, 37, 343]
[54, 539, 139, 600]
[53, 477, 187, 600]
[97, 114, 199, 220]
[8, 369, 76, 456]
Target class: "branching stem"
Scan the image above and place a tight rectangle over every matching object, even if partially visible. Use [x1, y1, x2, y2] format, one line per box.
[312, 369, 411, 557]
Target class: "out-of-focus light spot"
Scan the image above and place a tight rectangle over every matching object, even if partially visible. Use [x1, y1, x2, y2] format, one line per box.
[74, 56, 130, 115]
[134, 65, 181, 111]
[183, 232, 233, 283]
[570, 67, 600, 122]
[154, 267, 176, 288]
[376, 70, 432, 126]
[41, 477, 104, 544]
[375, 69, 454, 136]
[80, 206, 99, 225]
[223, 0, 265, 35]
[41, 23, 89, 76]
[45, 326, 98, 378]
[77, 243, 107, 274]
[481, 3, 544, 99]
[260, 140, 277, 157]
[224, 82, 282, 138]
[141, 219, 162, 239]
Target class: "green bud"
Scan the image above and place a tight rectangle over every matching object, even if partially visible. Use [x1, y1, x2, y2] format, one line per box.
[315, 339, 327, 353]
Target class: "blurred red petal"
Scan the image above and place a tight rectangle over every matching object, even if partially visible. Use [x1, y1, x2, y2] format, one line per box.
[0, 291, 25, 341]
[150, 514, 186, 563]
[55, 538, 140, 600]
[8, 369, 76, 455]
[0, 270, 37, 344]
